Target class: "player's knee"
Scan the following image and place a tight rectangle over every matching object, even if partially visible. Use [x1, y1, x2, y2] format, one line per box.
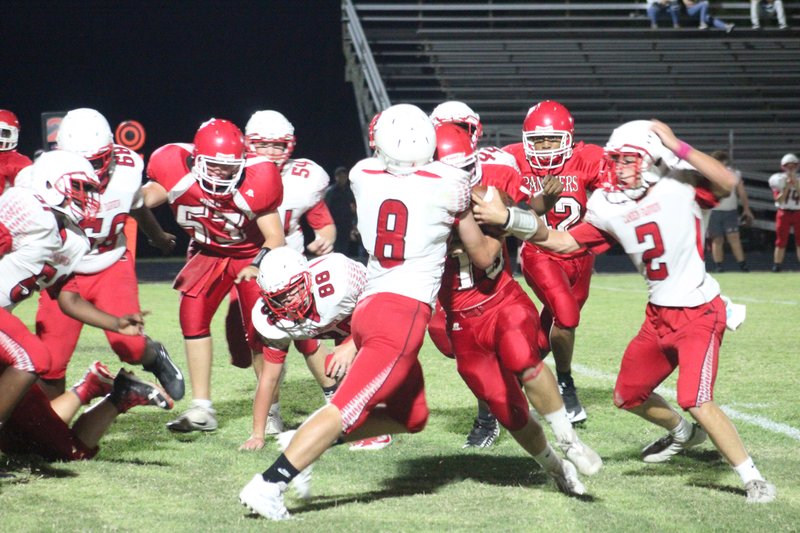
[519, 361, 545, 384]
[613, 386, 646, 410]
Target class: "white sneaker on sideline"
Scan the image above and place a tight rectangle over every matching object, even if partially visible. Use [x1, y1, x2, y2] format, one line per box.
[239, 474, 290, 520]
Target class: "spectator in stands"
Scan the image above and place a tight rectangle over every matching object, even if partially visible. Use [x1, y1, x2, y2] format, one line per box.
[647, 0, 682, 28]
[768, 153, 800, 272]
[708, 151, 754, 273]
[683, 0, 735, 31]
[751, 0, 789, 29]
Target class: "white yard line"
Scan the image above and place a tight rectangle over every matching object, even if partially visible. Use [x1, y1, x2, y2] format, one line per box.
[568, 362, 800, 442]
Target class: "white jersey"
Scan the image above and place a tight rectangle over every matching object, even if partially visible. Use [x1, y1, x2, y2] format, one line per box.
[350, 158, 471, 307]
[277, 158, 330, 252]
[251, 253, 366, 350]
[584, 177, 719, 307]
[0, 188, 89, 309]
[77, 145, 145, 273]
[768, 171, 800, 210]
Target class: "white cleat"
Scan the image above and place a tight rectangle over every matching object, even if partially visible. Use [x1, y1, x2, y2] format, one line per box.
[548, 459, 586, 496]
[166, 403, 217, 433]
[239, 474, 290, 520]
[276, 430, 313, 500]
[265, 412, 285, 436]
[558, 437, 603, 476]
[745, 479, 777, 503]
[641, 423, 707, 463]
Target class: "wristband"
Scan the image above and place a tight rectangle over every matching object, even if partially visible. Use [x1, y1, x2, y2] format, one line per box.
[675, 140, 693, 160]
[251, 247, 272, 268]
[502, 206, 540, 241]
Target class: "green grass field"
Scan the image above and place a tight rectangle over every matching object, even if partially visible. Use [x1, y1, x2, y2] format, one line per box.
[2, 272, 799, 532]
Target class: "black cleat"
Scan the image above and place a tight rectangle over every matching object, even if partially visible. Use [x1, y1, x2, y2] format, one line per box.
[463, 416, 500, 448]
[558, 376, 587, 424]
[143, 337, 185, 400]
[110, 369, 174, 413]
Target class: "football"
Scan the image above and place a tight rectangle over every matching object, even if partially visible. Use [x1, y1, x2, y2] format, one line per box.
[471, 184, 513, 238]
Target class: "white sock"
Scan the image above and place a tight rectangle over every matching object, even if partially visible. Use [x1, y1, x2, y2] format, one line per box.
[669, 417, 692, 442]
[534, 443, 563, 473]
[269, 402, 281, 417]
[192, 398, 212, 410]
[543, 406, 575, 443]
[734, 457, 764, 484]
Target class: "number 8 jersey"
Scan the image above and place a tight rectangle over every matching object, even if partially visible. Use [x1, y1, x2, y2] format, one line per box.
[350, 158, 471, 307]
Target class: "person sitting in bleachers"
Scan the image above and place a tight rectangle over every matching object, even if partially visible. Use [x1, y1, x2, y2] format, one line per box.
[647, 0, 681, 28]
[751, 0, 789, 29]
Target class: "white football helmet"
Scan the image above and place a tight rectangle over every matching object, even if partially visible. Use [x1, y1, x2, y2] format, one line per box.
[245, 110, 296, 169]
[28, 150, 102, 224]
[56, 108, 115, 189]
[257, 247, 313, 321]
[603, 120, 678, 200]
[781, 153, 799, 169]
[0, 109, 20, 151]
[430, 101, 482, 149]
[373, 104, 436, 175]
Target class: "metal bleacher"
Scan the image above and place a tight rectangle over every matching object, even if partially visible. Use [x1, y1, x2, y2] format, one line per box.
[342, 0, 800, 230]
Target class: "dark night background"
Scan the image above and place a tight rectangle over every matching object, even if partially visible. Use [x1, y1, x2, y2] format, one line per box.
[4, 1, 366, 256]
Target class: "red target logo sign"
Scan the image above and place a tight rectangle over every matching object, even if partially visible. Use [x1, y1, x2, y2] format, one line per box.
[115, 120, 146, 152]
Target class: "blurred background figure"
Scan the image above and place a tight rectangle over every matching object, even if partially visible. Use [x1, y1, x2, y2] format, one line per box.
[751, 0, 789, 29]
[707, 150, 754, 273]
[768, 153, 800, 272]
[647, 0, 681, 28]
[326, 165, 358, 257]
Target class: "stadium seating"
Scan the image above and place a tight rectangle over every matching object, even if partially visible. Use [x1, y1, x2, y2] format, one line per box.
[343, 0, 800, 229]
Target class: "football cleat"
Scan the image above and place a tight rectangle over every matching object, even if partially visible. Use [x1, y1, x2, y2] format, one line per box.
[349, 434, 393, 451]
[109, 369, 174, 413]
[276, 430, 313, 500]
[641, 423, 707, 463]
[463, 417, 500, 448]
[166, 402, 218, 433]
[745, 479, 777, 503]
[239, 474, 291, 520]
[265, 412, 285, 436]
[548, 459, 586, 496]
[70, 361, 115, 405]
[558, 436, 603, 476]
[558, 377, 587, 424]
[142, 337, 185, 400]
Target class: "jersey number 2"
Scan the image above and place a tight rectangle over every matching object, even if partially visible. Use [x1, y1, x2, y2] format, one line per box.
[635, 222, 668, 280]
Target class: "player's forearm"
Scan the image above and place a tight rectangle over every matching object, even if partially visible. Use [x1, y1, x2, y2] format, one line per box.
[251, 362, 282, 437]
[130, 207, 165, 241]
[533, 228, 581, 255]
[315, 224, 336, 244]
[256, 211, 286, 250]
[140, 182, 168, 209]
[57, 291, 120, 331]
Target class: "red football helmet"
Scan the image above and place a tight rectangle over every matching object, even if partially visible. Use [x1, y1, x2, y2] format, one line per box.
[522, 101, 574, 170]
[0, 109, 20, 151]
[192, 119, 246, 196]
[367, 112, 381, 151]
[434, 123, 479, 186]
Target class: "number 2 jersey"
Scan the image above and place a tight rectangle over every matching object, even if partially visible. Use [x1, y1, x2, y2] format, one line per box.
[350, 158, 472, 307]
[0, 187, 89, 309]
[146, 144, 283, 259]
[251, 253, 367, 355]
[277, 158, 334, 253]
[572, 177, 720, 307]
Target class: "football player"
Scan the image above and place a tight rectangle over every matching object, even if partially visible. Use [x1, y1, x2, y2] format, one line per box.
[239, 104, 501, 520]
[0, 151, 145, 430]
[223, 110, 338, 435]
[434, 122, 600, 483]
[503, 101, 605, 424]
[142, 118, 285, 433]
[767, 153, 800, 272]
[474, 119, 777, 504]
[0, 109, 32, 194]
[31, 108, 183, 401]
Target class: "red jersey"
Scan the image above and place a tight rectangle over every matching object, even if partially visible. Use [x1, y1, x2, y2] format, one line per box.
[146, 143, 283, 258]
[504, 141, 604, 259]
[0, 150, 33, 194]
[438, 156, 522, 311]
